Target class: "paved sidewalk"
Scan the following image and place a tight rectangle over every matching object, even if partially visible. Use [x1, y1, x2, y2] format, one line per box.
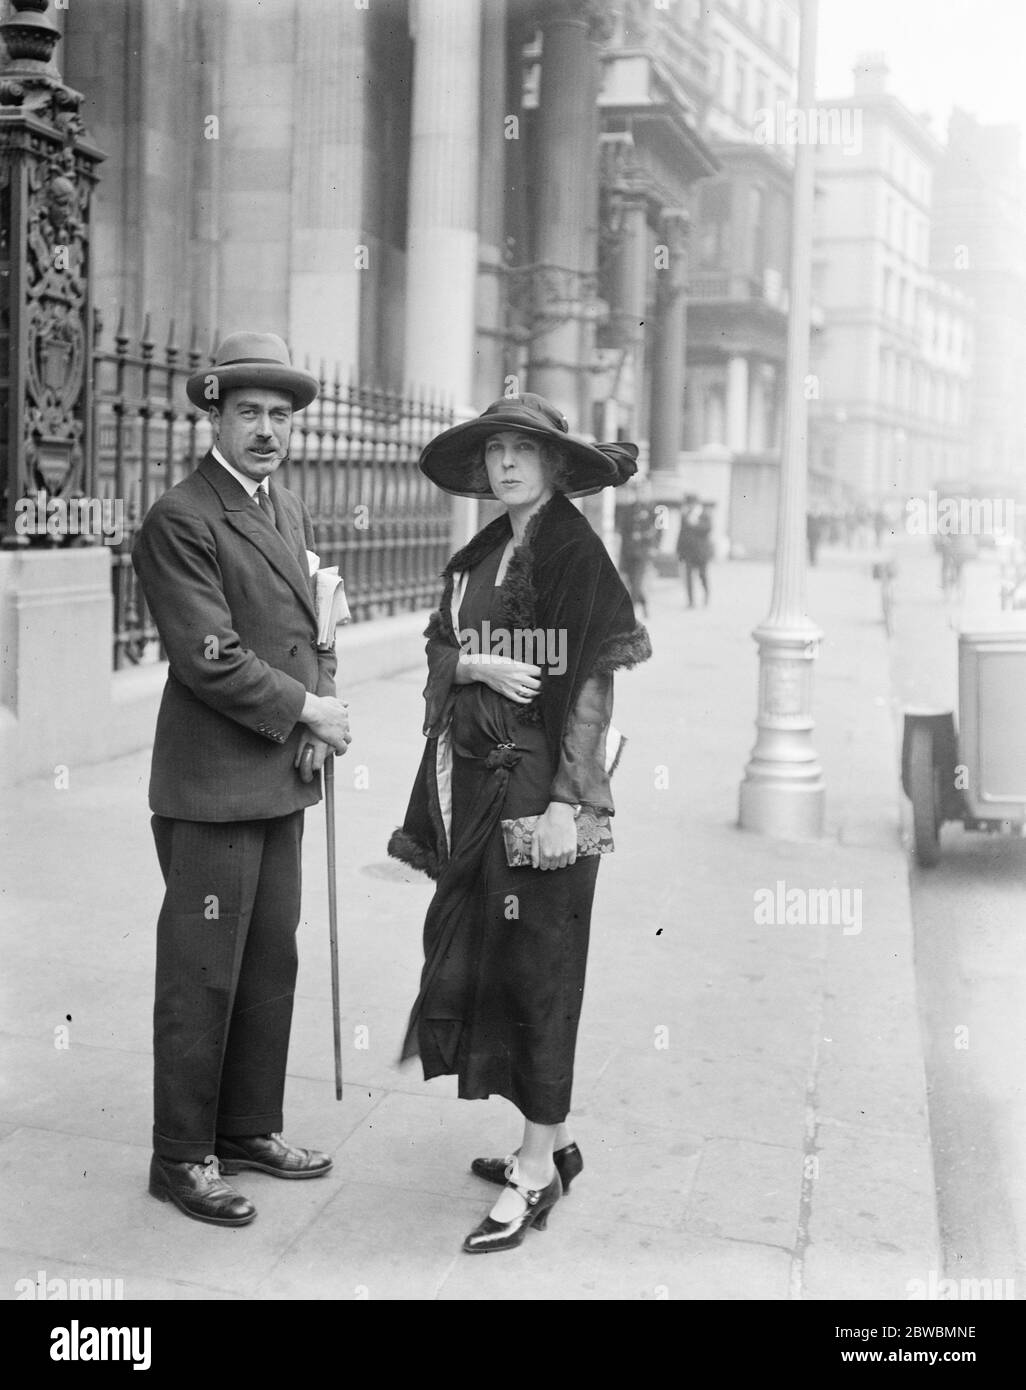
[0, 547, 940, 1300]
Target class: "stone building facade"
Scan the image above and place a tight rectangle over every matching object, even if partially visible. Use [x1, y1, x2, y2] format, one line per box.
[61, 0, 718, 458]
[931, 109, 1026, 492]
[658, 0, 802, 559]
[808, 55, 973, 507]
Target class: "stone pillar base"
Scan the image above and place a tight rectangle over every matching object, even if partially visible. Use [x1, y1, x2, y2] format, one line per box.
[0, 548, 113, 786]
[738, 775, 826, 840]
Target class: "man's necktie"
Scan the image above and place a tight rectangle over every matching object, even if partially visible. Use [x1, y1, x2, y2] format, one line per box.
[256, 486, 277, 530]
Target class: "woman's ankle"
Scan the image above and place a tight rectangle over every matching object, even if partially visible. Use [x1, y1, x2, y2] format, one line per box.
[511, 1158, 555, 1190]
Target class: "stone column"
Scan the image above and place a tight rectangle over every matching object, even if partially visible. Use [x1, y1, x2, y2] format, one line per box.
[613, 190, 650, 436]
[527, 1, 604, 431]
[404, 0, 482, 545]
[216, 0, 295, 340]
[726, 354, 750, 452]
[186, 2, 222, 340]
[747, 355, 764, 451]
[649, 209, 690, 474]
[289, 0, 366, 373]
[473, 0, 508, 406]
[404, 0, 481, 405]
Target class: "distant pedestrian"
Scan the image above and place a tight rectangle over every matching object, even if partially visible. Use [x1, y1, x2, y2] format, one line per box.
[806, 510, 824, 566]
[616, 477, 659, 618]
[938, 530, 977, 597]
[132, 332, 352, 1228]
[677, 493, 712, 606]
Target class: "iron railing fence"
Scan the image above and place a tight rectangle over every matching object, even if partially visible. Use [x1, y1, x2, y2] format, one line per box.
[89, 313, 454, 669]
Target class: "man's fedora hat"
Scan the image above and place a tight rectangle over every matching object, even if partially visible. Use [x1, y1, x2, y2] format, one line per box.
[418, 392, 638, 499]
[186, 332, 319, 411]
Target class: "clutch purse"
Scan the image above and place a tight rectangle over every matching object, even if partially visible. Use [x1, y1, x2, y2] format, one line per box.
[500, 806, 614, 868]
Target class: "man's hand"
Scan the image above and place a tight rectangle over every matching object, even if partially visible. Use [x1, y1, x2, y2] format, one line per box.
[300, 693, 351, 755]
[531, 801, 578, 871]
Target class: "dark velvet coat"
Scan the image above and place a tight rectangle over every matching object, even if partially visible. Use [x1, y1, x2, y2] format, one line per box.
[388, 491, 652, 878]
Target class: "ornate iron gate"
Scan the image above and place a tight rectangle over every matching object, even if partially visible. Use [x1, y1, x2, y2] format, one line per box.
[90, 314, 455, 668]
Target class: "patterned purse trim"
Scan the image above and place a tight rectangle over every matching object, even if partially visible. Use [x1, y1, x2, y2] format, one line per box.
[500, 807, 614, 868]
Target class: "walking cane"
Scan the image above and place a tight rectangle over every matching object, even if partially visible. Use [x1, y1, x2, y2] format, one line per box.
[301, 745, 343, 1100]
[323, 753, 343, 1100]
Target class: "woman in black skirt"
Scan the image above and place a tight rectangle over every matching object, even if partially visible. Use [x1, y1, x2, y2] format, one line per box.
[388, 393, 651, 1253]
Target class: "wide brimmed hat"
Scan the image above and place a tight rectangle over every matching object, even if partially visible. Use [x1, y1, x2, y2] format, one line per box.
[186, 331, 319, 411]
[419, 393, 638, 498]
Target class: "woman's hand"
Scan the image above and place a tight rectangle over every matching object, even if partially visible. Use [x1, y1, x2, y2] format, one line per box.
[460, 654, 542, 704]
[531, 801, 578, 870]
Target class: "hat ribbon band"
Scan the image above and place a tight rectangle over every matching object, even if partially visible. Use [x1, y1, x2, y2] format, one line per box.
[214, 355, 300, 368]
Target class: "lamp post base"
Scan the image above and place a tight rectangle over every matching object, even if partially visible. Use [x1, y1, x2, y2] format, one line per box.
[738, 619, 826, 840]
[738, 770, 825, 840]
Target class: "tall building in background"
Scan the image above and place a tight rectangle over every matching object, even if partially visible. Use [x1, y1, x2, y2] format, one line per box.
[809, 54, 973, 508]
[672, 0, 802, 559]
[931, 109, 1026, 490]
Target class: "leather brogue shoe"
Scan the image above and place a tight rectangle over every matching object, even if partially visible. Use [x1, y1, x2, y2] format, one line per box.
[215, 1132, 332, 1179]
[148, 1153, 256, 1227]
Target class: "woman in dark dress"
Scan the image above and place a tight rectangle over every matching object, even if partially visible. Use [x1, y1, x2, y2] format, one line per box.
[388, 393, 651, 1253]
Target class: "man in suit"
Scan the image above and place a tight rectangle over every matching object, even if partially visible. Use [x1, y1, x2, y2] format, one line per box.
[132, 331, 352, 1227]
[676, 493, 713, 607]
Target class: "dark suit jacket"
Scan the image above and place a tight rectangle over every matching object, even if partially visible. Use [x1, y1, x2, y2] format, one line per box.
[132, 452, 338, 821]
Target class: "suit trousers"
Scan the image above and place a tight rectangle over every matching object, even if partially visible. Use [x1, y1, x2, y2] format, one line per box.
[150, 811, 305, 1161]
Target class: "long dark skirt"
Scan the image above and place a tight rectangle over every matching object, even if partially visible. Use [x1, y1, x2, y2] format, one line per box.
[403, 687, 600, 1125]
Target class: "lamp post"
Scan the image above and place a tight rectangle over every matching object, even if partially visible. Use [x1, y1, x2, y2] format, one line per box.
[738, 0, 825, 838]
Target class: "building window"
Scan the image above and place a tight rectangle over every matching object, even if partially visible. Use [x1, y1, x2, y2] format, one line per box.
[735, 54, 748, 117]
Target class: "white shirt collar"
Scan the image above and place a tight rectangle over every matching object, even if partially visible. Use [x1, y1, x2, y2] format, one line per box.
[211, 445, 268, 502]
